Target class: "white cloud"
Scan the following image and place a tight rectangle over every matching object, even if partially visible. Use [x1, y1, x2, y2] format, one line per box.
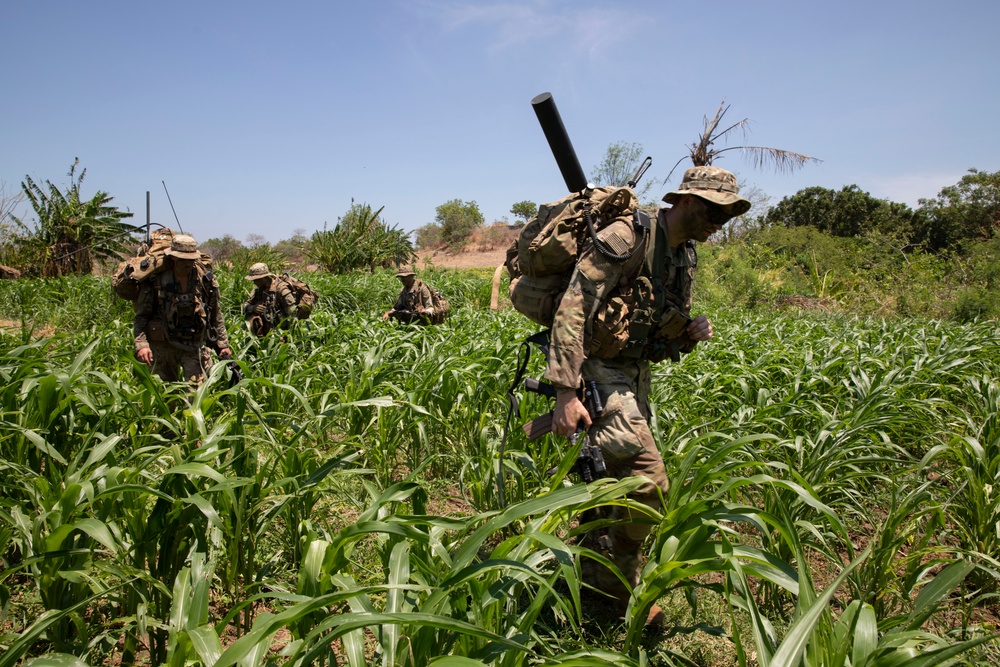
[418, 0, 646, 59]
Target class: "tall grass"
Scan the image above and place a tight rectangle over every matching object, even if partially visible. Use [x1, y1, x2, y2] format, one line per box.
[1, 270, 999, 665]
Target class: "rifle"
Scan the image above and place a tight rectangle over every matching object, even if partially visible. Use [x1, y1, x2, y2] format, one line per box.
[523, 377, 607, 483]
[217, 350, 244, 387]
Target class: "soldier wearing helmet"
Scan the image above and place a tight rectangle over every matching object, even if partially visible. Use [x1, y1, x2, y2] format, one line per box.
[546, 165, 750, 625]
[242, 262, 297, 337]
[133, 234, 231, 385]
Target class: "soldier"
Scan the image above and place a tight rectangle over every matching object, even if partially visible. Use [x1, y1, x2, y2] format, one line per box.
[546, 166, 751, 625]
[243, 263, 297, 337]
[134, 234, 231, 385]
[382, 269, 436, 325]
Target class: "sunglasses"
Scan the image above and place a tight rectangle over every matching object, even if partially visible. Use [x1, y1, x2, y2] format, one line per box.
[706, 203, 733, 226]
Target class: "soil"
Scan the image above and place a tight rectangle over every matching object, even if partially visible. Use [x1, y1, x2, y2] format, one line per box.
[416, 248, 507, 271]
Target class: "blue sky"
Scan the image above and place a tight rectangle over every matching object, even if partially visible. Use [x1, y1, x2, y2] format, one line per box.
[2, 0, 998, 244]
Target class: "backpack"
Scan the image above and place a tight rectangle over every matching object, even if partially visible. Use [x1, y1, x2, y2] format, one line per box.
[280, 273, 319, 319]
[504, 186, 644, 327]
[428, 286, 450, 324]
[112, 228, 178, 303]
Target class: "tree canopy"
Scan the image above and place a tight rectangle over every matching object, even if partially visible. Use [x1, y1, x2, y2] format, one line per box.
[510, 200, 537, 224]
[915, 168, 1000, 251]
[8, 159, 138, 276]
[765, 185, 920, 241]
[435, 199, 484, 249]
[591, 142, 654, 199]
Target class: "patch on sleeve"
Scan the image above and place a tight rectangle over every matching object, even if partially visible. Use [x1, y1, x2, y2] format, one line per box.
[599, 230, 632, 257]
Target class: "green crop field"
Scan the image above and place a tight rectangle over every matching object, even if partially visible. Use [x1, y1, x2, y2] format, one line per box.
[1, 268, 999, 666]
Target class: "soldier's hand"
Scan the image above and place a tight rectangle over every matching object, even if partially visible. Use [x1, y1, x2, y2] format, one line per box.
[252, 303, 267, 315]
[688, 315, 713, 341]
[554, 390, 591, 438]
[218, 347, 231, 359]
[137, 348, 153, 366]
[381, 310, 392, 322]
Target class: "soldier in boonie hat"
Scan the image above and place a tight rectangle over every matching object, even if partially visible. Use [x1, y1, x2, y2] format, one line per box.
[383, 267, 437, 325]
[244, 262, 275, 281]
[663, 165, 751, 219]
[164, 234, 202, 260]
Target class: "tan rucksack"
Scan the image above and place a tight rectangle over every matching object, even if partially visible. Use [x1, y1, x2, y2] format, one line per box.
[504, 186, 644, 326]
[112, 228, 176, 302]
[428, 286, 450, 324]
[280, 273, 319, 319]
[112, 228, 214, 304]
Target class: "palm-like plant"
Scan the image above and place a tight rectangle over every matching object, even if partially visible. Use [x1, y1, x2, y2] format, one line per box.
[663, 101, 822, 185]
[9, 158, 139, 276]
[309, 201, 416, 274]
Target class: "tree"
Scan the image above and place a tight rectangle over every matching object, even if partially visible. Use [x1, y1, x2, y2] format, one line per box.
[8, 159, 138, 276]
[591, 142, 655, 200]
[273, 229, 311, 268]
[200, 235, 243, 262]
[510, 200, 538, 225]
[915, 168, 1000, 252]
[664, 101, 821, 184]
[765, 185, 920, 240]
[435, 199, 484, 249]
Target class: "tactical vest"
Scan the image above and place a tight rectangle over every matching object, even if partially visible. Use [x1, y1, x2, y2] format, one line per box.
[589, 212, 696, 363]
[152, 265, 217, 345]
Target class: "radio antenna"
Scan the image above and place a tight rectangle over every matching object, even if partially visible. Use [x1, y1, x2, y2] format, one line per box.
[162, 181, 184, 233]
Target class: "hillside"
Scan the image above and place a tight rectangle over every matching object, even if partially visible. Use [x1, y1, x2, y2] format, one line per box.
[416, 248, 507, 270]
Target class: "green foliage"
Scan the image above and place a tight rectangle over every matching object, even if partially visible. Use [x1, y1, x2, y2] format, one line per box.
[309, 202, 416, 274]
[2, 274, 1000, 665]
[228, 244, 289, 279]
[590, 142, 654, 200]
[765, 184, 922, 240]
[510, 200, 537, 224]
[435, 199, 484, 250]
[199, 234, 243, 263]
[414, 222, 443, 250]
[6, 159, 139, 277]
[273, 229, 312, 269]
[916, 168, 1000, 251]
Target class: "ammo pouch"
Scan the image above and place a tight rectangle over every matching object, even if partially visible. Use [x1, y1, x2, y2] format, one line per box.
[590, 275, 691, 362]
[145, 319, 168, 342]
[508, 273, 569, 328]
[165, 292, 206, 341]
[588, 295, 630, 359]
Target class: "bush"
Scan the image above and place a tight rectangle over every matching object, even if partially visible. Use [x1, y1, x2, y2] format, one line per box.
[308, 202, 416, 274]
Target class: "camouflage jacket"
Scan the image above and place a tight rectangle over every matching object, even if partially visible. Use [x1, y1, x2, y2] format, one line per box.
[134, 263, 230, 353]
[544, 209, 697, 390]
[243, 277, 297, 324]
[391, 280, 434, 314]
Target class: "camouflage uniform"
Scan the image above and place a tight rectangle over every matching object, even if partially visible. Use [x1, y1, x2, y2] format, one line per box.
[387, 272, 435, 325]
[243, 263, 297, 337]
[545, 210, 695, 603]
[134, 245, 229, 385]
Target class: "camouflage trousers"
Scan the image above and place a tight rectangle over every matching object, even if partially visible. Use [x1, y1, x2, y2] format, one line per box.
[577, 356, 669, 608]
[148, 340, 213, 385]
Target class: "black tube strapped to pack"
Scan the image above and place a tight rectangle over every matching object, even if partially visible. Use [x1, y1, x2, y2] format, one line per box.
[531, 92, 589, 193]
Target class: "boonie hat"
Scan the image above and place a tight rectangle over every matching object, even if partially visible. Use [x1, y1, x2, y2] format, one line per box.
[165, 234, 201, 260]
[245, 263, 275, 281]
[662, 166, 752, 218]
[395, 268, 416, 278]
